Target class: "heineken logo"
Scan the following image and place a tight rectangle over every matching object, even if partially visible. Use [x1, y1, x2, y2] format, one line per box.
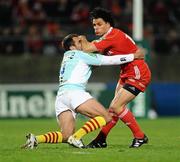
[0, 91, 56, 118]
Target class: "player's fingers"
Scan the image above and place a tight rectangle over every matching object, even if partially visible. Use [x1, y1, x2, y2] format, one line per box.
[78, 35, 86, 40]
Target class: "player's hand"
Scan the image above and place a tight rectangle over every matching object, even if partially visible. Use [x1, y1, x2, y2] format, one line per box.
[78, 35, 88, 42]
[134, 47, 146, 59]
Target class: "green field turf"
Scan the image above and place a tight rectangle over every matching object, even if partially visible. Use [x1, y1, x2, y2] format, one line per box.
[0, 117, 180, 162]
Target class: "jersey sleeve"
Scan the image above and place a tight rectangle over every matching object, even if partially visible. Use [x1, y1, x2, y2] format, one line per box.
[77, 51, 102, 65]
[93, 38, 113, 53]
[100, 54, 134, 65]
[78, 51, 134, 66]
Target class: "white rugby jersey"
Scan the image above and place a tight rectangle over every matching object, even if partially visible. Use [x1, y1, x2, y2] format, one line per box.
[58, 50, 134, 94]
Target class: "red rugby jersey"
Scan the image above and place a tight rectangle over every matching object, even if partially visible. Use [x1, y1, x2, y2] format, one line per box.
[93, 27, 148, 79]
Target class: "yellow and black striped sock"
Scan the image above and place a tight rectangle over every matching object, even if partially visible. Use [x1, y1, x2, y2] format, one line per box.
[36, 131, 63, 143]
[73, 116, 106, 140]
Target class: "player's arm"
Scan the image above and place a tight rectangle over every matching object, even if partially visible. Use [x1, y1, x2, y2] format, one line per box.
[99, 54, 134, 65]
[79, 35, 98, 52]
[79, 49, 144, 66]
[100, 48, 145, 65]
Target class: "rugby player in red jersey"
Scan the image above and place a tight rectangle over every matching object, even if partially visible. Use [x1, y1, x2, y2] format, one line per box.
[79, 7, 151, 148]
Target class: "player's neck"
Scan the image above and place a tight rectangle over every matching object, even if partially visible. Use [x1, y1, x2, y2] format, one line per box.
[103, 27, 113, 37]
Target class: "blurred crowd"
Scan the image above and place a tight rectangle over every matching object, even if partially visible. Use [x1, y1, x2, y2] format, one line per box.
[0, 0, 179, 56]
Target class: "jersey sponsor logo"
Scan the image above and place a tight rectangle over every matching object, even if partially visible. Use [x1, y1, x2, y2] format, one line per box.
[120, 57, 127, 62]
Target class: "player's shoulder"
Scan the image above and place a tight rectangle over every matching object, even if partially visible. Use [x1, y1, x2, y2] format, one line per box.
[63, 50, 82, 61]
[112, 28, 126, 36]
[67, 50, 93, 59]
[106, 28, 125, 38]
[64, 50, 84, 56]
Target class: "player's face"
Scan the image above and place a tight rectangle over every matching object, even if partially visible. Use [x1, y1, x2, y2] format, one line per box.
[92, 18, 111, 36]
[72, 37, 82, 50]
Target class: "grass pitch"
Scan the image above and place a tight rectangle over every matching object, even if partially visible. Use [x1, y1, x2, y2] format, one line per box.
[0, 117, 180, 162]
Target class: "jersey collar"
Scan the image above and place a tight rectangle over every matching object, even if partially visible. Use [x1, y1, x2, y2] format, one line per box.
[103, 27, 113, 38]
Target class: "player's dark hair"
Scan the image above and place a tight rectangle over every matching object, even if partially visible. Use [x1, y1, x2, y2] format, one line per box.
[61, 34, 79, 51]
[90, 7, 115, 27]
